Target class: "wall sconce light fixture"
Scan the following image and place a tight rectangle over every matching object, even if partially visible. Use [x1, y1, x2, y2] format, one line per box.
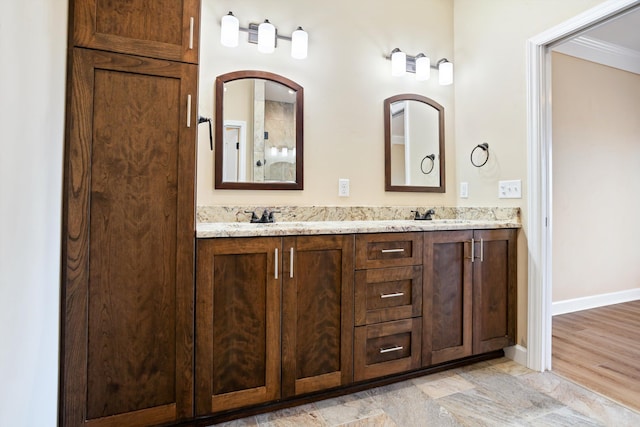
[387, 48, 453, 85]
[220, 11, 308, 59]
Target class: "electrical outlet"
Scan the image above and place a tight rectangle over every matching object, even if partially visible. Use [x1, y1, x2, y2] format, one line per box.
[498, 179, 522, 199]
[460, 182, 469, 198]
[338, 178, 350, 197]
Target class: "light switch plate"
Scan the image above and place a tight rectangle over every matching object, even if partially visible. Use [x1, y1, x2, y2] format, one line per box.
[498, 179, 522, 199]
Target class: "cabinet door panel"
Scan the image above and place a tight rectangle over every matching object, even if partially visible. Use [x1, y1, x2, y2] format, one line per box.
[472, 229, 517, 354]
[423, 231, 473, 366]
[196, 238, 281, 414]
[73, 0, 200, 63]
[282, 235, 354, 397]
[62, 48, 196, 426]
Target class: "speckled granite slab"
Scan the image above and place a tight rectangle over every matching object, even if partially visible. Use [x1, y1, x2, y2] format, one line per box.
[197, 205, 520, 223]
[196, 206, 520, 238]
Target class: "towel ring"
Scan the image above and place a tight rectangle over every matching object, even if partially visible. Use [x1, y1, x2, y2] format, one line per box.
[420, 154, 435, 174]
[471, 143, 489, 167]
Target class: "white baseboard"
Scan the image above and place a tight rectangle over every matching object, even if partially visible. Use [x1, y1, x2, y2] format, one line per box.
[504, 345, 528, 366]
[552, 288, 640, 316]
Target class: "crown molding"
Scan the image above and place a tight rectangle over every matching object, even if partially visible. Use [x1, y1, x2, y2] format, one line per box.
[553, 35, 640, 74]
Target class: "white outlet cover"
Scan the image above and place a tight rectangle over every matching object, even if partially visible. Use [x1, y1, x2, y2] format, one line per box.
[460, 182, 469, 198]
[338, 178, 350, 197]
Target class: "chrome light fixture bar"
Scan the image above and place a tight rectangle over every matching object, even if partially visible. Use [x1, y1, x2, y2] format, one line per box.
[220, 12, 308, 59]
[387, 48, 453, 85]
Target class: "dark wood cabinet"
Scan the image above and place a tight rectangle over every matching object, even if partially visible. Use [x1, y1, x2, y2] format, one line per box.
[195, 237, 282, 414]
[422, 231, 474, 365]
[472, 229, 517, 354]
[354, 233, 423, 380]
[196, 235, 354, 415]
[71, 0, 200, 63]
[282, 235, 354, 397]
[60, 48, 197, 427]
[422, 229, 517, 367]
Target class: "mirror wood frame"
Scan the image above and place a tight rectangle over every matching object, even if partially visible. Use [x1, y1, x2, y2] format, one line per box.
[384, 93, 445, 193]
[215, 70, 304, 190]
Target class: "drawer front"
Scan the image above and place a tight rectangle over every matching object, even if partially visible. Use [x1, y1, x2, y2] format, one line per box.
[355, 266, 422, 326]
[355, 233, 423, 269]
[354, 318, 421, 381]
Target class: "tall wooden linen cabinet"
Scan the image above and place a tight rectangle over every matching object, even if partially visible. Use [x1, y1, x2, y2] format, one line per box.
[60, 1, 200, 426]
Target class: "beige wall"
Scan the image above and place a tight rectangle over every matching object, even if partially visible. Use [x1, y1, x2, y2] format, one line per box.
[453, 0, 605, 347]
[552, 52, 640, 302]
[198, 0, 456, 206]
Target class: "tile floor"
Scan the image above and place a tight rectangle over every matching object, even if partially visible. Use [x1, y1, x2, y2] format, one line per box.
[210, 358, 640, 426]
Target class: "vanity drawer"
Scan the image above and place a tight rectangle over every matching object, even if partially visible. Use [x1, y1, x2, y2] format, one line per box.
[354, 318, 421, 381]
[355, 232, 423, 270]
[355, 266, 422, 326]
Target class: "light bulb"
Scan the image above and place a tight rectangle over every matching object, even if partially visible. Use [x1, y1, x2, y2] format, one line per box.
[220, 12, 239, 47]
[258, 20, 276, 54]
[439, 60, 453, 85]
[415, 54, 431, 81]
[391, 49, 406, 77]
[291, 27, 308, 59]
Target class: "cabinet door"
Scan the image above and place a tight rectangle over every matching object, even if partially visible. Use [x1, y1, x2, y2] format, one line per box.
[423, 231, 473, 366]
[195, 237, 282, 414]
[281, 235, 354, 397]
[472, 229, 517, 354]
[61, 48, 197, 427]
[72, 0, 200, 63]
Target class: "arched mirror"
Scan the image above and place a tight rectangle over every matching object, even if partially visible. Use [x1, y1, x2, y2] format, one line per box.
[384, 94, 445, 193]
[215, 70, 303, 190]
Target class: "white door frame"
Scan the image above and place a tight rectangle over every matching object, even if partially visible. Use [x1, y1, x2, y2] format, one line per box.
[526, 0, 639, 371]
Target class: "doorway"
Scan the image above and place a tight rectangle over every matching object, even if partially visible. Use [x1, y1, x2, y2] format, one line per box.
[526, 0, 640, 372]
[222, 120, 247, 182]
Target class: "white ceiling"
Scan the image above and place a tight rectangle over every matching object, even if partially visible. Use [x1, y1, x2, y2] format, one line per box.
[553, 5, 640, 74]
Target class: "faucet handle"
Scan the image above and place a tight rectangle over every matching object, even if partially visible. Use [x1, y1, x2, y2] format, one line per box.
[411, 210, 422, 220]
[244, 210, 259, 223]
[267, 210, 281, 223]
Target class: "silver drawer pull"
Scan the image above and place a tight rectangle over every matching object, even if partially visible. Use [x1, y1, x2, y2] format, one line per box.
[381, 248, 405, 254]
[379, 345, 404, 354]
[380, 292, 404, 299]
[189, 17, 194, 49]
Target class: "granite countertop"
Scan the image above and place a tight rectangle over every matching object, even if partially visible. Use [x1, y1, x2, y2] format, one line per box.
[196, 219, 521, 238]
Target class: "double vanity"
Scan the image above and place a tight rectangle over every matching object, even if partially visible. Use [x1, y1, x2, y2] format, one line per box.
[194, 206, 519, 422]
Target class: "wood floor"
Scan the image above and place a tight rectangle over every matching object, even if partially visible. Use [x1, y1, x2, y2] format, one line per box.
[552, 299, 640, 413]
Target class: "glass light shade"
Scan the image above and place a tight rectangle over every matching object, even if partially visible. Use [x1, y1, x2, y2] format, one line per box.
[391, 50, 406, 77]
[281, 147, 288, 156]
[415, 55, 431, 81]
[291, 27, 308, 59]
[270, 147, 278, 156]
[220, 12, 239, 47]
[439, 60, 453, 85]
[258, 20, 276, 53]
